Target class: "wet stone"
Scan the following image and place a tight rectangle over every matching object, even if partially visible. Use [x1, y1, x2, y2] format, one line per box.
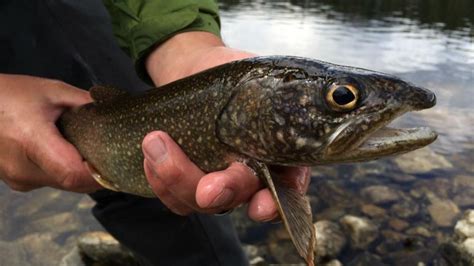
[322, 259, 343, 266]
[389, 174, 417, 183]
[361, 204, 387, 218]
[406, 226, 433, 238]
[454, 209, 474, 240]
[361, 185, 401, 205]
[268, 240, 303, 264]
[347, 251, 386, 266]
[314, 220, 347, 259]
[427, 199, 460, 227]
[340, 215, 379, 249]
[59, 246, 85, 266]
[388, 218, 409, 231]
[439, 242, 474, 266]
[27, 212, 82, 237]
[77, 231, 138, 266]
[394, 147, 453, 174]
[391, 199, 420, 219]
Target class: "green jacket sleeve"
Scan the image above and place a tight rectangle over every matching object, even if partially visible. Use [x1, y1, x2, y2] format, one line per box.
[102, 0, 221, 83]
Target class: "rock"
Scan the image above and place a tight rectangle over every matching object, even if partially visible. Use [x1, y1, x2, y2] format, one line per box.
[77, 231, 138, 265]
[249, 256, 267, 266]
[267, 240, 303, 264]
[394, 147, 453, 174]
[453, 175, 474, 190]
[340, 215, 379, 249]
[381, 230, 407, 242]
[27, 212, 82, 237]
[59, 247, 85, 266]
[361, 185, 401, 205]
[314, 206, 347, 221]
[454, 210, 474, 240]
[388, 218, 409, 231]
[323, 259, 343, 266]
[439, 242, 474, 266]
[461, 238, 474, 256]
[347, 251, 386, 266]
[406, 226, 433, 238]
[0, 240, 28, 265]
[391, 199, 420, 219]
[314, 220, 347, 258]
[427, 200, 460, 227]
[453, 189, 474, 208]
[388, 249, 436, 266]
[361, 204, 387, 218]
[315, 180, 358, 208]
[76, 196, 95, 210]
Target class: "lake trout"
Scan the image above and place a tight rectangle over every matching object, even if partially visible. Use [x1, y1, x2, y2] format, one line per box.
[58, 56, 437, 265]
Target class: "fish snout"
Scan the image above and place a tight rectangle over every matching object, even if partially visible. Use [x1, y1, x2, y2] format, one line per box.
[407, 85, 437, 110]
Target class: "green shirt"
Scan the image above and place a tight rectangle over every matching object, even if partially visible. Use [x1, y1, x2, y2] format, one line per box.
[102, 0, 221, 82]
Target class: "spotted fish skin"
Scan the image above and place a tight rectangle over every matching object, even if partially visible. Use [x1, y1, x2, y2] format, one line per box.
[58, 56, 436, 265]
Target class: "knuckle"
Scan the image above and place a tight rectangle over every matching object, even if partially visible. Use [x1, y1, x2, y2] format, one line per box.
[57, 168, 81, 190]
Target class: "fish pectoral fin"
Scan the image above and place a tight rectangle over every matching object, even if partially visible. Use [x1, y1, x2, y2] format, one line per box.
[249, 161, 316, 266]
[84, 162, 119, 192]
[90, 85, 127, 103]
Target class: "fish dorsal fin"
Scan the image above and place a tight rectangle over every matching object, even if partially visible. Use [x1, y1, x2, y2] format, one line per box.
[90, 85, 127, 103]
[248, 161, 316, 265]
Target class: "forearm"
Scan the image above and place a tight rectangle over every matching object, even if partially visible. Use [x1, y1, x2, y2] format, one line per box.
[146, 32, 255, 86]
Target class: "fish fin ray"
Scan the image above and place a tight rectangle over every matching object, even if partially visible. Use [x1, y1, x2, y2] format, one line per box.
[248, 160, 316, 265]
[90, 85, 127, 103]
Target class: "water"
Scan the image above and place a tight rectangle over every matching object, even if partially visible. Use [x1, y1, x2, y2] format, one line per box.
[0, 0, 473, 264]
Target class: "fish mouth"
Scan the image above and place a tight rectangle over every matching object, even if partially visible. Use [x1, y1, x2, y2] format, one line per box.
[323, 111, 437, 162]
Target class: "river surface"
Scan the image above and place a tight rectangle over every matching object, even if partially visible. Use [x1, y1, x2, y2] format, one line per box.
[0, 0, 472, 265]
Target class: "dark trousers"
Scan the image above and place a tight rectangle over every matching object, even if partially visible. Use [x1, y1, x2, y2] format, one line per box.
[0, 0, 247, 265]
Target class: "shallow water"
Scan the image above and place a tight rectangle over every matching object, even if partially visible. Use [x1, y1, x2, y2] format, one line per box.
[0, 0, 473, 265]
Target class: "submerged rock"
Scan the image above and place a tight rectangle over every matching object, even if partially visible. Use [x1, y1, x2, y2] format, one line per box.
[314, 220, 347, 259]
[340, 215, 379, 249]
[77, 231, 138, 266]
[361, 204, 387, 218]
[454, 210, 474, 240]
[394, 147, 453, 174]
[440, 209, 474, 265]
[347, 251, 386, 266]
[361, 185, 401, 205]
[427, 200, 460, 227]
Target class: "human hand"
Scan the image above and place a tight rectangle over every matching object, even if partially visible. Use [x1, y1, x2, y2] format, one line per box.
[0, 74, 102, 193]
[143, 32, 311, 221]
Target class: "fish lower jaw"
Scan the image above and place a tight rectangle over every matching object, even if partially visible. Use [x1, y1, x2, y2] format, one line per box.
[336, 126, 437, 162]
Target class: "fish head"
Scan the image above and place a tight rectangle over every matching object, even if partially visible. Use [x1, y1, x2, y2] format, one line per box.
[218, 57, 437, 165]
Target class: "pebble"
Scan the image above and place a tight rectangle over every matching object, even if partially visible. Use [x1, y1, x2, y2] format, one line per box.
[388, 218, 409, 231]
[27, 212, 82, 237]
[406, 226, 433, 238]
[394, 147, 453, 174]
[314, 220, 347, 258]
[391, 199, 420, 219]
[427, 199, 460, 227]
[361, 185, 401, 205]
[340, 215, 379, 249]
[454, 209, 474, 239]
[77, 231, 138, 265]
[361, 204, 387, 218]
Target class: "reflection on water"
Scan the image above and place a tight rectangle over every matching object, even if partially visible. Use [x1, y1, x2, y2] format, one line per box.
[1, 0, 473, 265]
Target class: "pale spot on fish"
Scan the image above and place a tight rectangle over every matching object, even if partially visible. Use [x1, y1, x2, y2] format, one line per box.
[296, 137, 307, 149]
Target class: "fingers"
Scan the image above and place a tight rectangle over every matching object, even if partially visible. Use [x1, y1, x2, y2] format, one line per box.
[143, 131, 204, 213]
[25, 126, 102, 193]
[142, 130, 312, 221]
[143, 131, 261, 215]
[195, 162, 260, 210]
[247, 166, 311, 222]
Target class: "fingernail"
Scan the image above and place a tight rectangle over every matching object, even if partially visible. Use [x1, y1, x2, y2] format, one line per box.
[208, 188, 235, 208]
[144, 136, 168, 163]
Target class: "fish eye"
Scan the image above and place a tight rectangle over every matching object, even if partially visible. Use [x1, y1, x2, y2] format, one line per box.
[326, 84, 359, 111]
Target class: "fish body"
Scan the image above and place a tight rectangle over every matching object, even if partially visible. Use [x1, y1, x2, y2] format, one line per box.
[59, 56, 437, 265]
